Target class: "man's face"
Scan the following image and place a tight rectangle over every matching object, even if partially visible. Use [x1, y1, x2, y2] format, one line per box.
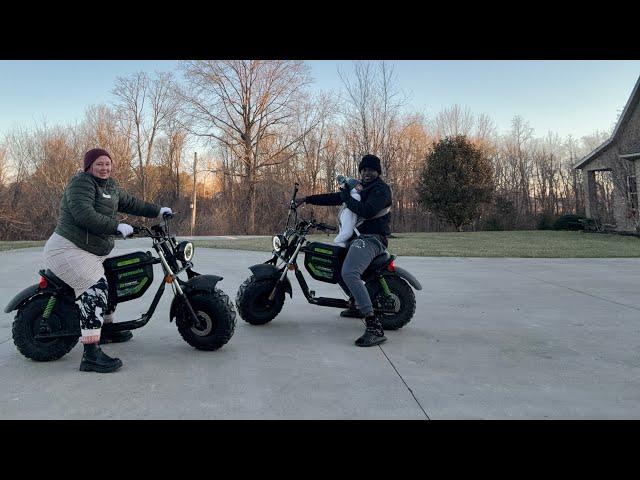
[360, 167, 379, 184]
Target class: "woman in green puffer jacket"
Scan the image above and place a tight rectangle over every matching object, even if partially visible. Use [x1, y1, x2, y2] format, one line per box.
[44, 148, 172, 373]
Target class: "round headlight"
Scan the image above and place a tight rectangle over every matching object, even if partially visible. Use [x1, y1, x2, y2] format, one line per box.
[183, 242, 194, 261]
[272, 234, 287, 252]
[177, 241, 194, 262]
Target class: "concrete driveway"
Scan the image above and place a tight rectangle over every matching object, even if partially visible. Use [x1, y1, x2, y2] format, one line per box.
[1, 238, 639, 419]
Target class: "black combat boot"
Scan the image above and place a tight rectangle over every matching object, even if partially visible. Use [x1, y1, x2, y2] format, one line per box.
[340, 298, 365, 318]
[100, 330, 133, 344]
[355, 315, 387, 347]
[79, 343, 123, 373]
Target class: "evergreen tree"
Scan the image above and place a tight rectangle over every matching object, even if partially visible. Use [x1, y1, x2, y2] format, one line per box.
[418, 135, 494, 231]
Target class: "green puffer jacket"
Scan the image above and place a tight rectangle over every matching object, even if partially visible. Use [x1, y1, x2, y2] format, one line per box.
[54, 172, 161, 256]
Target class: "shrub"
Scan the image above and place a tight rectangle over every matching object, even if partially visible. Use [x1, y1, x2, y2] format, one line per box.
[483, 216, 504, 231]
[537, 212, 558, 230]
[552, 214, 587, 231]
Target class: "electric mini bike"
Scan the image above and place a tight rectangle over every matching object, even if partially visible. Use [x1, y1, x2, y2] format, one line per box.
[236, 184, 422, 329]
[5, 214, 236, 361]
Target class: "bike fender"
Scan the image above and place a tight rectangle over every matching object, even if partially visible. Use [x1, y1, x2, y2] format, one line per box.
[248, 264, 292, 298]
[170, 275, 223, 322]
[181, 274, 223, 294]
[4, 284, 40, 313]
[249, 264, 280, 279]
[169, 296, 181, 323]
[386, 267, 422, 291]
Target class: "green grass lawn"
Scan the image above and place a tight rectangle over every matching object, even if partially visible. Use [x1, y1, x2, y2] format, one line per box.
[193, 231, 640, 258]
[2, 232, 638, 257]
[0, 241, 46, 252]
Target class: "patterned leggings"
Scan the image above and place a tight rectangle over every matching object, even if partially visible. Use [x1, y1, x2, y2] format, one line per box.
[77, 277, 109, 344]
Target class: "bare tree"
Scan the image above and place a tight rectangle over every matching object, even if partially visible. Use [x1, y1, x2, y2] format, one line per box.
[389, 114, 433, 231]
[112, 71, 180, 201]
[503, 116, 535, 226]
[338, 61, 405, 183]
[297, 91, 338, 194]
[178, 60, 314, 234]
[156, 116, 189, 201]
[0, 138, 20, 237]
[79, 104, 136, 187]
[562, 135, 582, 214]
[581, 130, 612, 154]
[0, 139, 7, 187]
[1, 124, 83, 238]
[434, 104, 475, 139]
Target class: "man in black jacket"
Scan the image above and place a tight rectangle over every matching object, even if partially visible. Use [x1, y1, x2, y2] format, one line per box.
[296, 154, 392, 347]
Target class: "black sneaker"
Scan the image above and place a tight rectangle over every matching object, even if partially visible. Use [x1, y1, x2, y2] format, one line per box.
[355, 316, 387, 347]
[340, 299, 365, 318]
[100, 330, 133, 344]
[340, 309, 365, 318]
[79, 344, 123, 373]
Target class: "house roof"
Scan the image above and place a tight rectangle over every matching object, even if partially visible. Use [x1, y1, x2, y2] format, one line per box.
[574, 75, 640, 170]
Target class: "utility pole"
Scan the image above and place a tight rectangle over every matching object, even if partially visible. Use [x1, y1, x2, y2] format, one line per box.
[191, 152, 197, 237]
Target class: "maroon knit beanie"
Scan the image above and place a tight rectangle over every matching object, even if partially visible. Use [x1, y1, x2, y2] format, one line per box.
[84, 148, 112, 171]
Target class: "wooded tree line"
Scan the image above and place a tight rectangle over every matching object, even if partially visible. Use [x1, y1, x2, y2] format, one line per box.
[0, 61, 614, 240]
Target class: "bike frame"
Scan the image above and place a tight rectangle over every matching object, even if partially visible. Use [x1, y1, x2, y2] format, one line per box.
[263, 184, 366, 309]
[269, 222, 351, 309]
[261, 182, 410, 313]
[27, 216, 206, 339]
[103, 217, 204, 333]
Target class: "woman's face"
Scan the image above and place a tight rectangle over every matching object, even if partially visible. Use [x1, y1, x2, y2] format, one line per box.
[89, 155, 112, 179]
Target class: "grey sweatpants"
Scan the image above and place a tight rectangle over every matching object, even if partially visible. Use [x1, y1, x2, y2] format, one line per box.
[338, 235, 386, 317]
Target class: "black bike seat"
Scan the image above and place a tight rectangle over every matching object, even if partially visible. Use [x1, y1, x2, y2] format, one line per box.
[368, 252, 393, 271]
[40, 269, 75, 294]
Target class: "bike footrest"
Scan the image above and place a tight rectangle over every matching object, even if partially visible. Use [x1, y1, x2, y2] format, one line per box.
[373, 308, 398, 314]
[102, 317, 148, 332]
[309, 297, 349, 308]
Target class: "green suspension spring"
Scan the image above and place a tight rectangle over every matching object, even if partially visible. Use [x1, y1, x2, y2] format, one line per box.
[42, 296, 57, 319]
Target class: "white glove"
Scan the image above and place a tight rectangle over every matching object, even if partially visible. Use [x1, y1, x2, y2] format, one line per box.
[117, 223, 134, 238]
[159, 207, 173, 217]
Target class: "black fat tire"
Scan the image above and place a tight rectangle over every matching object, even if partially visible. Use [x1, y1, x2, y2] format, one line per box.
[367, 275, 416, 331]
[12, 295, 79, 362]
[176, 290, 236, 351]
[235, 276, 285, 325]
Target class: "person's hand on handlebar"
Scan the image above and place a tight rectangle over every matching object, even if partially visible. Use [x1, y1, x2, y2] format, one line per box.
[116, 223, 134, 238]
[291, 196, 306, 207]
[159, 206, 173, 218]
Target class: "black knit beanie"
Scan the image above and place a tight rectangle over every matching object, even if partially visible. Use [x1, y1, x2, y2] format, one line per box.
[358, 154, 382, 174]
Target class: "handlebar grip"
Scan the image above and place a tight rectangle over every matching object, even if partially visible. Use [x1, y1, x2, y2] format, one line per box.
[317, 222, 337, 232]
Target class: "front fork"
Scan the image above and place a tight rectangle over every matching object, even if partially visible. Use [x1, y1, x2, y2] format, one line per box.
[268, 241, 305, 301]
[156, 245, 204, 329]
